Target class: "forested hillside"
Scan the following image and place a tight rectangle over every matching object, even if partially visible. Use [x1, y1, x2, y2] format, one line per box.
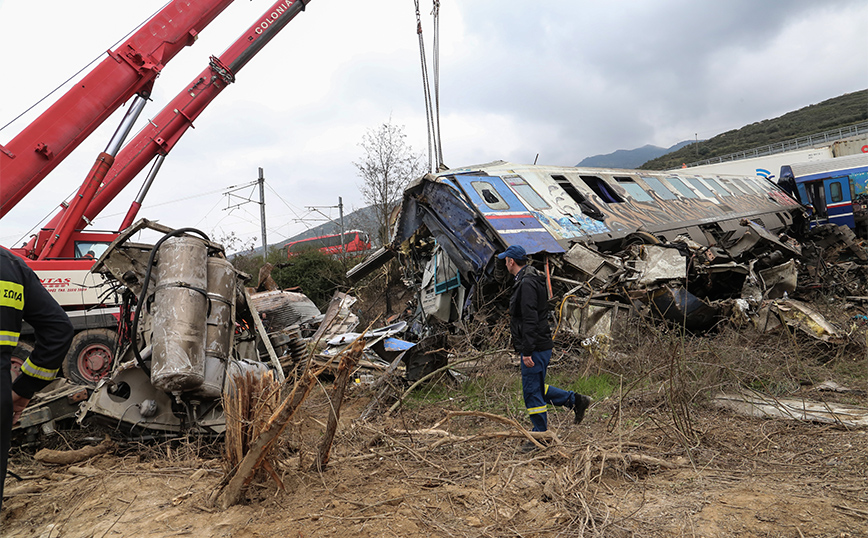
[641, 89, 867, 170]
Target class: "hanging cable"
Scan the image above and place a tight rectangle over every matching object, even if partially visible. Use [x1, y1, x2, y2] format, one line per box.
[431, 1, 443, 169]
[414, 0, 436, 173]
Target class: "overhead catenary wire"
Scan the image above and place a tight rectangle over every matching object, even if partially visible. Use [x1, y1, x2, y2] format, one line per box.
[0, 2, 168, 134]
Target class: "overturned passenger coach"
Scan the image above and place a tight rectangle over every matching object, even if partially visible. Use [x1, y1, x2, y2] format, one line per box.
[350, 161, 806, 328]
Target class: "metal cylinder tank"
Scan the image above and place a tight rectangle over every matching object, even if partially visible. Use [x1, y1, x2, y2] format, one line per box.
[193, 257, 237, 398]
[205, 257, 236, 361]
[151, 236, 208, 392]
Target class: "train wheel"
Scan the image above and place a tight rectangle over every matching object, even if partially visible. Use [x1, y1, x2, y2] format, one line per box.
[621, 231, 662, 249]
[63, 329, 117, 386]
[10, 342, 34, 383]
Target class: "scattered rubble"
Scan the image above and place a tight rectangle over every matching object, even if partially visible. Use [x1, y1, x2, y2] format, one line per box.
[711, 388, 868, 428]
[349, 164, 868, 351]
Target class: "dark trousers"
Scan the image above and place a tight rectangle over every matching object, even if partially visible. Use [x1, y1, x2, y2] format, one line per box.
[520, 349, 575, 432]
[1, 353, 11, 512]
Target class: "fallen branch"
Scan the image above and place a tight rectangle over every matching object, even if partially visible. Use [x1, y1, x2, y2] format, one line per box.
[314, 339, 363, 470]
[359, 350, 408, 422]
[385, 349, 509, 416]
[34, 436, 113, 465]
[443, 410, 558, 449]
[395, 410, 557, 450]
[596, 451, 677, 469]
[2, 484, 43, 498]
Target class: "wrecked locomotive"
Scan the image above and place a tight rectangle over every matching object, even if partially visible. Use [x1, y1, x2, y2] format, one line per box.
[352, 161, 809, 332]
[12, 220, 289, 440]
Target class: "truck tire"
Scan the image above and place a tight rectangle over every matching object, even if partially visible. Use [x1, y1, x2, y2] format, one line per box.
[63, 329, 117, 386]
[10, 342, 35, 383]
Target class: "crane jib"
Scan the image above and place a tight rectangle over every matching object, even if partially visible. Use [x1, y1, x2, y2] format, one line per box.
[229, 0, 309, 74]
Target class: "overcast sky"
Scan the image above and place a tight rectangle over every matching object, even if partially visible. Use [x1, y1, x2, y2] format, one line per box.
[1, 0, 866, 251]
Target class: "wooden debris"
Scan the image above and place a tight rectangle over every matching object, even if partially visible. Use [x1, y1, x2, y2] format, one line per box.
[34, 436, 113, 465]
[224, 368, 281, 471]
[359, 349, 408, 422]
[67, 466, 100, 477]
[712, 389, 868, 428]
[314, 338, 364, 470]
[2, 484, 43, 498]
[216, 368, 318, 509]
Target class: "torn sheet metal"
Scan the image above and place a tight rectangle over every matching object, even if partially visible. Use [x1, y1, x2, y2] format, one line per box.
[393, 176, 499, 278]
[250, 290, 321, 333]
[345, 246, 395, 282]
[311, 291, 359, 344]
[769, 299, 845, 343]
[724, 219, 802, 260]
[326, 321, 407, 348]
[562, 243, 621, 286]
[370, 337, 416, 363]
[560, 298, 631, 340]
[15, 381, 89, 435]
[712, 389, 868, 428]
[634, 245, 687, 287]
[757, 259, 798, 299]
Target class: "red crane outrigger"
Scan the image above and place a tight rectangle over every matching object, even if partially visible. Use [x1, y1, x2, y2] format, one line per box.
[2, 0, 312, 384]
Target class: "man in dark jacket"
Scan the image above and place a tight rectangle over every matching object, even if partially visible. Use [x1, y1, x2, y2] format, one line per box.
[499, 245, 590, 447]
[1, 248, 74, 511]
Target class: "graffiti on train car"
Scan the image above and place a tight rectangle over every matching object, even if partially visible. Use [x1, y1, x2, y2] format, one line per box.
[501, 165, 799, 248]
[347, 160, 868, 342]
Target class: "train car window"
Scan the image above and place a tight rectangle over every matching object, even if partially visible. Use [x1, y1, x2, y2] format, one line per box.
[580, 175, 624, 203]
[552, 175, 606, 220]
[719, 177, 749, 195]
[737, 179, 762, 195]
[749, 178, 771, 193]
[504, 175, 550, 209]
[614, 177, 653, 202]
[701, 177, 732, 196]
[639, 176, 676, 200]
[470, 181, 510, 210]
[829, 181, 843, 203]
[685, 177, 715, 197]
[666, 176, 697, 199]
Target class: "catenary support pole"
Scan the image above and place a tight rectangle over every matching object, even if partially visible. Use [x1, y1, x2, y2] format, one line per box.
[258, 167, 267, 252]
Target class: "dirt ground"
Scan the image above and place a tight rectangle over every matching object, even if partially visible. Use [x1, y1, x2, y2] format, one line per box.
[3, 351, 867, 538]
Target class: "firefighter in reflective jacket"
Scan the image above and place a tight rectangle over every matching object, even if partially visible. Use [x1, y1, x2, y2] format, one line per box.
[1, 247, 73, 511]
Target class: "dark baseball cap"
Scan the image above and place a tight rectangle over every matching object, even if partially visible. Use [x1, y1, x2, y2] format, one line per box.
[497, 245, 527, 261]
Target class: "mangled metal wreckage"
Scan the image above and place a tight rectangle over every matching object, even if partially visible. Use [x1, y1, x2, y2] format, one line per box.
[352, 160, 849, 337]
[14, 220, 337, 440]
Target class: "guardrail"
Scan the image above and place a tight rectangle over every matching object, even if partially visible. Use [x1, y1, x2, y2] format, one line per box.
[687, 121, 868, 167]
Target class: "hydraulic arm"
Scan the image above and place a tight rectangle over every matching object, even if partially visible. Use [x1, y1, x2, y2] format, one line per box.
[36, 0, 311, 250]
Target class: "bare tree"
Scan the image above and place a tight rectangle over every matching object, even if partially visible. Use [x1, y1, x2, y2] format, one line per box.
[355, 120, 425, 246]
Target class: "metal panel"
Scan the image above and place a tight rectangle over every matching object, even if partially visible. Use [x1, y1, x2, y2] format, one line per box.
[453, 175, 564, 255]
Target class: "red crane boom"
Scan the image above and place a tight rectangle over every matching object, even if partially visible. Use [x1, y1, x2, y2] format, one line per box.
[22, 0, 311, 259]
[0, 0, 237, 219]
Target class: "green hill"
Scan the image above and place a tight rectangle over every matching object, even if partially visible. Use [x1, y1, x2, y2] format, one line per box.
[640, 89, 868, 170]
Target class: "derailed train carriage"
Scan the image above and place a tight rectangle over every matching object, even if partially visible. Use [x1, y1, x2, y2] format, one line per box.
[352, 161, 807, 332]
